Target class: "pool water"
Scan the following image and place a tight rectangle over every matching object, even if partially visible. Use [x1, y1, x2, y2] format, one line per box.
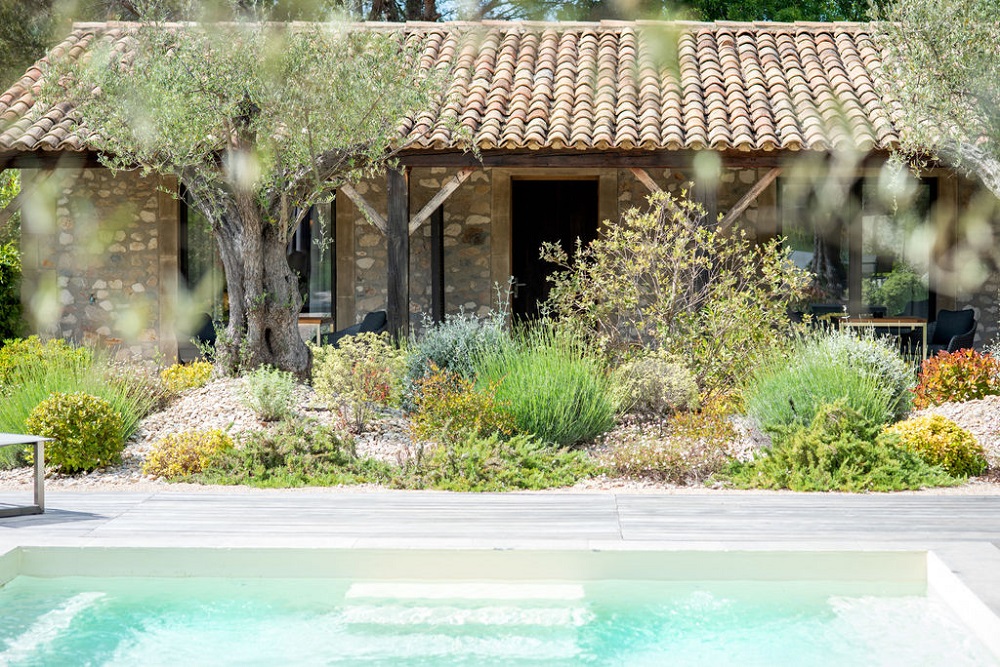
[0, 576, 995, 666]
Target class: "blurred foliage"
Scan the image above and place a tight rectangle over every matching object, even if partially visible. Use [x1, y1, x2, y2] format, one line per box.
[878, 0, 1000, 201]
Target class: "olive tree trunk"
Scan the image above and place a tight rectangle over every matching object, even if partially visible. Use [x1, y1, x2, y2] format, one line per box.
[213, 195, 310, 377]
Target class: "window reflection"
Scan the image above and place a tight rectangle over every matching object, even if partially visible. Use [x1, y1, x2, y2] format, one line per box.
[781, 176, 934, 317]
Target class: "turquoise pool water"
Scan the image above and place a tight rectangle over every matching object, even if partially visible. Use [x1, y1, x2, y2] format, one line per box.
[0, 576, 995, 666]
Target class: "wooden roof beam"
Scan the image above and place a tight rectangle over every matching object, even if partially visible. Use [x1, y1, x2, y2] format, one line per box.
[408, 167, 474, 234]
[718, 167, 782, 230]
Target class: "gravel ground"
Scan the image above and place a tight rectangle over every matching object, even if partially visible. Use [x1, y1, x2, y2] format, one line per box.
[1, 383, 999, 494]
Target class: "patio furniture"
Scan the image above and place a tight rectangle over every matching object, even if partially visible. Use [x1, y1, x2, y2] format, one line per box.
[842, 316, 929, 360]
[0, 433, 47, 517]
[321, 310, 388, 347]
[298, 313, 333, 344]
[926, 308, 977, 355]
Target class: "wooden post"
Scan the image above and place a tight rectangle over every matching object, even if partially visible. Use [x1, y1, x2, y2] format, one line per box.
[387, 167, 410, 339]
[693, 178, 718, 224]
[430, 205, 444, 322]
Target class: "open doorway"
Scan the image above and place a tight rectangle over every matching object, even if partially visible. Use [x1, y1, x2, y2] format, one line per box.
[510, 179, 599, 318]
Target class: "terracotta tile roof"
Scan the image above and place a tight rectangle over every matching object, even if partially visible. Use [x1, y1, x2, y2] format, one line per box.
[0, 20, 897, 155]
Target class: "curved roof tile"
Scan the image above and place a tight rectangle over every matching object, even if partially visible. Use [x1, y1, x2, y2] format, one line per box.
[0, 20, 899, 154]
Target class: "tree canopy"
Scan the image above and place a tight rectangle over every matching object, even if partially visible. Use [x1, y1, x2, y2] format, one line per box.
[40, 15, 447, 373]
[878, 0, 1000, 200]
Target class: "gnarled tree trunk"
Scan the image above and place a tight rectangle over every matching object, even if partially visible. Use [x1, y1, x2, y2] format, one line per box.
[213, 197, 310, 378]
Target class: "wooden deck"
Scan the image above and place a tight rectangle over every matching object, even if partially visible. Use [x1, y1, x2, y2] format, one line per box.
[1, 490, 999, 548]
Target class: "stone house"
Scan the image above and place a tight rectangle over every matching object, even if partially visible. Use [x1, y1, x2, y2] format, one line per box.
[1, 20, 998, 361]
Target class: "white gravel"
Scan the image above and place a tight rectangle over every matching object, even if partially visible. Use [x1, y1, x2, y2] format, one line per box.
[1, 383, 998, 494]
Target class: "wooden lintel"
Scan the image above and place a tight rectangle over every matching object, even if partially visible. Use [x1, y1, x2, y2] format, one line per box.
[718, 167, 783, 230]
[408, 167, 474, 235]
[628, 167, 662, 193]
[340, 183, 387, 234]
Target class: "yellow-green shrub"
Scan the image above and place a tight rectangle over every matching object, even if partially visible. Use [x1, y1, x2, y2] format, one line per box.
[0, 336, 91, 387]
[884, 414, 987, 477]
[143, 429, 234, 479]
[410, 367, 515, 445]
[616, 353, 699, 416]
[311, 333, 406, 431]
[160, 361, 214, 394]
[25, 392, 123, 473]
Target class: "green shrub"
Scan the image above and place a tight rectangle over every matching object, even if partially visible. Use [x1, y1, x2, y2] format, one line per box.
[616, 353, 699, 416]
[884, 414, 987, 477]
[729, 402, 956, 492]
[406, 310, 507, 387]
[143, 429, 234, 479]
[241, 365, 296, 421]
[0, 344, 155, 468]
[605, 408, 735, 484]
[541, 189, 810, 399]
[746, 330, 914, 433]
[473, 325, 617, 447]
[160, 361, 214, 394]
[401, 431, 596, 492]
[0, 336, 92, 388]
[202, 420, 391, 487]
[409, 367, 515, 444]
[913, 349, 1000, 409]
[0, 242, 22, 342]
[311, 333, 406, 431]
[25, 392, 124, 473]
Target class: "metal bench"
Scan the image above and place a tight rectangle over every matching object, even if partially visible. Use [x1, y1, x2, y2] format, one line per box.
[0, 433, 48, 517]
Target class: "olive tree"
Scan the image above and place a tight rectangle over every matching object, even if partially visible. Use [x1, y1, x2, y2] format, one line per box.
[42, 15, 444, 375]
[878, 0, 1000, 199]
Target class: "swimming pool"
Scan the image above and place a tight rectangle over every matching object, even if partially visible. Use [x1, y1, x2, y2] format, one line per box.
[0, 548, 996, 665]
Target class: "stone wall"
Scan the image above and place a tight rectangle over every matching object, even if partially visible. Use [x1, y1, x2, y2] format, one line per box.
[345, 167, 494, 327]
[20, 168, 177, 359]
[615, 166, 771, 233]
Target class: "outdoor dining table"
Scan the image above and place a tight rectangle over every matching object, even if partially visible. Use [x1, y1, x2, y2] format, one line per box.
[840, 316, 928, 360]
[0, 433, 48, 517]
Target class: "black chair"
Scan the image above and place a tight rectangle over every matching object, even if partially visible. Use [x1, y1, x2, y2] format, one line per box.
[321, 310, 388, 347]
[926, 308, 977, 355]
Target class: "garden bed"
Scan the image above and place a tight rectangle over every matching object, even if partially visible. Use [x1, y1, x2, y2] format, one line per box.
[1, 377, 998, 495]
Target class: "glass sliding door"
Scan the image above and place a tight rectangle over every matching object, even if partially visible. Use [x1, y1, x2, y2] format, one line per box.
[780, 174, 935, 317]
[286, 204, 335, 316]
[860, 178, 934, 317]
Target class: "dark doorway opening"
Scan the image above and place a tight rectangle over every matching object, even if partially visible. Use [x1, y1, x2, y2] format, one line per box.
[511, 179, 600, 318]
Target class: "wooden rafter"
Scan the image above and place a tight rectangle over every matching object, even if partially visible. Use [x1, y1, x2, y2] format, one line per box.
[408, 167, 474, 234]
[340, 183, 387, 234]
[629, 167, 662, 193]
[718, 167, 782, 230]
[342, 167, 477, 237]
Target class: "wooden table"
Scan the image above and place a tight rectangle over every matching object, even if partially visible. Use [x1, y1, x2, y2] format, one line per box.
[0, 433, 48, 517]
[841, 316, 928, 359]
[298, 313, 334, 344]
